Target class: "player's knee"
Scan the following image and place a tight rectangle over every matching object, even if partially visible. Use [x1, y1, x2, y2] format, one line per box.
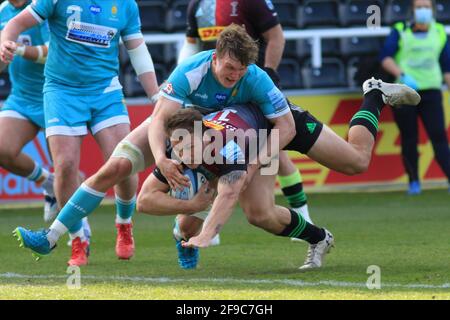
[245, 211, 272, 228]
[136, 191, 152, 214]
[178, 217, 201, 239]
[0, 145, 19, 166]
[53, 158, 78, 179]
[94, 158, 133, 187]
[343, 160, 369, 175]
[111, 140, 145, 176]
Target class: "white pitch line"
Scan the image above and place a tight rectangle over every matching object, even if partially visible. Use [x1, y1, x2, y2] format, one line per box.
[0, 273, 449, 290]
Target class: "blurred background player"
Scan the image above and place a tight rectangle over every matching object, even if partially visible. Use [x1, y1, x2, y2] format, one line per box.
[0, 0, 56, 221]
[177, 0, 313, 247]
[2, 0, 159, 266]
[380, 0, 450, 195]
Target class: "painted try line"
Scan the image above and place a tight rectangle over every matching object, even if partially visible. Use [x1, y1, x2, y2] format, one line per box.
[0, 273, 449, 290]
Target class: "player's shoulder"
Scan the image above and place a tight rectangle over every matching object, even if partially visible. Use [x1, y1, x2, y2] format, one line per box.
[243, 64, 270, 85]
[177, 50, 214, 73]
[121, 0, 138, 10]
[0, 1, 11, 15]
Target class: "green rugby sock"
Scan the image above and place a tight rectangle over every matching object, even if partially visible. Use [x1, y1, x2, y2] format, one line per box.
[278, 170, 307, 208]
[350, 90, 384, 139]
[277, 209, 325, 244]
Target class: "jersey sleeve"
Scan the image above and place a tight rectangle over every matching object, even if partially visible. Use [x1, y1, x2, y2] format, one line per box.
[121, 0, 143, 41]
[28, 0, 55, 24]
[379, 28, 400, 61]
[159, 65, 191, 105]
[0, 6, 5, 31]
[186, 0, 200, 38]
[245, 0, 280, 34]
[249, 67, 290, 119]
[40, 21, 50, 44]
[439, 36, 450, 73]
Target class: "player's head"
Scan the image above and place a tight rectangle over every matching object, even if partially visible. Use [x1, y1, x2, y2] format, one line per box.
[165, 108, 205, 169]
[9, 0, 28, 8]
[213, 24, 258, 88]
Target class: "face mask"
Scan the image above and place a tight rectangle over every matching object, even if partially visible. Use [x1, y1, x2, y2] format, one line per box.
[414, 8, 433, 24]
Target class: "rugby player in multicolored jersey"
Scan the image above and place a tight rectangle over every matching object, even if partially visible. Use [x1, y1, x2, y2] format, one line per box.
[1, 0, 159, 266]
[11, 24, 420, 271]
[0, 0, 57, 221]
[178, 0, 313, 247]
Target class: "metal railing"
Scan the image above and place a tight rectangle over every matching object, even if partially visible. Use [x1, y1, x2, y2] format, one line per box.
[142, 26, 450, 68]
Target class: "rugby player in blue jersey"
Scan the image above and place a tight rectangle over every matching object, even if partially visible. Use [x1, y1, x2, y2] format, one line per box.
[1, 0, 159, 266]
[0, 0, 58, 221]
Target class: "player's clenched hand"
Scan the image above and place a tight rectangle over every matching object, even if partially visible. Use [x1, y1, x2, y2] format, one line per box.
[158, 157, 190, 190]
[181, 235, 211, 249]
[0, 40, 17, 63]
[190, 182, 215, 212]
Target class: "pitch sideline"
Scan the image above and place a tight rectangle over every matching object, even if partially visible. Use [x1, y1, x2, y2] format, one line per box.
[0, 273, 449, 290]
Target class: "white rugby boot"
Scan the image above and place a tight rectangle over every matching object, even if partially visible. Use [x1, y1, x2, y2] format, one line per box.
[362, 77, 421, 107]
[299, 229, 334, 270]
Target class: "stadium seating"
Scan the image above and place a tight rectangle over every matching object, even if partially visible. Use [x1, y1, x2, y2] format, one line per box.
[138, 1, 168, 32]
[296, 37, 340, 59]
[298, 0, 340, 28]
[272, 0, 299, 28]
[167, 0, 190, 32]
[122, 63, 167, 97]
[339, 36, 383, 58]
[436, 0, 450, 24]
[301, 57, 347, 88]
[278, 58, 303, 89]
[383, 0, 410, 25]
[0, 72, 11, 100]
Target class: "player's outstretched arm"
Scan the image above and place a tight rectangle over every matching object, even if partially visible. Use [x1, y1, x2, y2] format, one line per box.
[137, 173, 214, 216]
[148, 96, 190, 189]
[0, 10, 39, 63]
[182, 170, 247, 248]
[124, 38, 159, 103]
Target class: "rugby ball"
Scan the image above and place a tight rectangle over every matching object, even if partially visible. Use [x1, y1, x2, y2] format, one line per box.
[169, 169, 207, 200]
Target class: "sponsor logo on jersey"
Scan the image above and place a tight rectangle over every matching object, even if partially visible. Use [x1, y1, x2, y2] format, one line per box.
[195, 92, 208, 100]
[89, 5, 101, 15]
[111, 5, 118, 16]
[203, 120, 224, 131]
[162, 82, 174, 95]
[66, 21, 117, 48]
[198, 26, 225, 42]
[215, 93, 228, 102]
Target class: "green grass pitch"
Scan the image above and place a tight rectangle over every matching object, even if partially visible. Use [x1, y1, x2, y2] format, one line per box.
[0, 190, 449, 300]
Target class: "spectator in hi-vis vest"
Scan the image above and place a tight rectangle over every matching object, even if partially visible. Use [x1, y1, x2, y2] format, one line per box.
[380, 0, 450, 195]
